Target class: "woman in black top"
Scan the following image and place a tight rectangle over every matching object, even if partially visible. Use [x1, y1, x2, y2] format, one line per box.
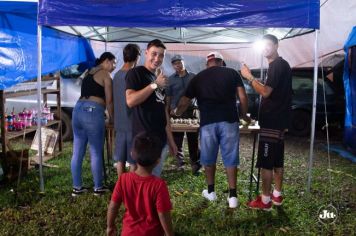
[71, 52, 116, 196]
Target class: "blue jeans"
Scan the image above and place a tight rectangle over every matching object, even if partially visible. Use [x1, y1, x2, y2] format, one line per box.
[71, 100, 105, 189]
[152, 144, 168, 177]
[200, 121, 239, 167]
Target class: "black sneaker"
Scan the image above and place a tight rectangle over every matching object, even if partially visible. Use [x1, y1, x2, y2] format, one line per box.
[93, 186, 110, 196]
[72, 187, 89, 197]
[192, 163, 202, 176]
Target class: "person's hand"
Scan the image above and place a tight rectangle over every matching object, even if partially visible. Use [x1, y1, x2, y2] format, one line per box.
[240, 64, 253, 81]
[106, 226, 117, 236]
[241, 115, 252, 124]
[170, 108, 181, 117]
[108, 116, 113, 125]
[155, 69, 168, 88]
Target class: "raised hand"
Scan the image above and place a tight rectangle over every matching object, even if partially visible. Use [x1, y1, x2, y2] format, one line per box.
[240, 64, 253, 81]
[155, 68, 167, 89]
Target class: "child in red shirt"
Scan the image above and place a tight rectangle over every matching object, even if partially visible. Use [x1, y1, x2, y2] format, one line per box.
[107, 132, 174, 236]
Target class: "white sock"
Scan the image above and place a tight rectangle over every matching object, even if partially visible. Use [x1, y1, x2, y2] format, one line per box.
[273, 189, 282, 197]
[261, 194, 271, 204]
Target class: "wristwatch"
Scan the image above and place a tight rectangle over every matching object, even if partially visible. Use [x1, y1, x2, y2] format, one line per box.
[150, 82, 158, 90]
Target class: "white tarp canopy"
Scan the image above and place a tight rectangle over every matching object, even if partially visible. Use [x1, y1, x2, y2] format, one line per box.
[88, 0, 355, 74]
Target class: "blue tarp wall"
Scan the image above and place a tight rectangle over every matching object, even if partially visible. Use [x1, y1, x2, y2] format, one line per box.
[0, 1, 95, 90]
[343, 27, 356, 154]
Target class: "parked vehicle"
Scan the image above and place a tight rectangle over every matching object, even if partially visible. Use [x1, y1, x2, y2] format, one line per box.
[242, 67, 345, 136]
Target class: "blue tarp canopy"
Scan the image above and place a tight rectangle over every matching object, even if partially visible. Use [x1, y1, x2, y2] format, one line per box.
[38, 0, 320, 28]
[0, 1, 95, 90]
[1, 0, 320, 90]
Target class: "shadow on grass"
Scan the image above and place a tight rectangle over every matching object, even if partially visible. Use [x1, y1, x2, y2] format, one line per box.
[173, 199, 209, 236]
[163, 167, 196, 182]
[225, 207, 291, 234]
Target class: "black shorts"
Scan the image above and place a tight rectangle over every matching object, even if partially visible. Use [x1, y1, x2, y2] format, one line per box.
[256, 129, 285, 170]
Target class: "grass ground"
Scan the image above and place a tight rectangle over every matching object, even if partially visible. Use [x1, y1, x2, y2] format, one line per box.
[0, 133, 355, 235]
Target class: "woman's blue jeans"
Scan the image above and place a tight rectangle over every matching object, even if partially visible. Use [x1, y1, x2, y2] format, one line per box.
[71, 100, 105, 189]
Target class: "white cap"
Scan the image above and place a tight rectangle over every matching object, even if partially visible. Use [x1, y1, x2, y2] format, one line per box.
[206, 51, 224, 61]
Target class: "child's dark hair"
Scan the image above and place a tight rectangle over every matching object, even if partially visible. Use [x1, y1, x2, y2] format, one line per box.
[263, 34, 279, 45]
[123, 44, 141, 63]
[95, 52, 115, 65]
[132, 132, 163, 167]
[147, 39, 166, 50]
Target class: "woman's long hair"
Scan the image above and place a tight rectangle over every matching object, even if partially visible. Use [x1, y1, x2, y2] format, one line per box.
[95, 52, 115, 66]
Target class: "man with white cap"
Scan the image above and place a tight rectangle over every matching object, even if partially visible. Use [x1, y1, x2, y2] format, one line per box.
[173, 51, 250, 208]
[167, 54, 201, 174]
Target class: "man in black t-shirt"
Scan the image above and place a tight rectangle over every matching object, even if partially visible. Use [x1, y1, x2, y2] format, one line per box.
[241, 34, 292, 211]
[125, 39, 177, 177]
[174, 51, 249, 208]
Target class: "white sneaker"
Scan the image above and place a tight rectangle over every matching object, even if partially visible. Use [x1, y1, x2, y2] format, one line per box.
[202, 189, 217, 201]
[227, 196, 238, 208]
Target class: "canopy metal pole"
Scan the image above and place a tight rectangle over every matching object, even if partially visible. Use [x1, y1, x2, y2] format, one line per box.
[307, 30, 319, 193]
[37, 24, 44, 192]
[105, 27, 108, 52]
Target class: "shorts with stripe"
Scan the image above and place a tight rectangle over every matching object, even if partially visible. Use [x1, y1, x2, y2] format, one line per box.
[256, 128, 285, 170]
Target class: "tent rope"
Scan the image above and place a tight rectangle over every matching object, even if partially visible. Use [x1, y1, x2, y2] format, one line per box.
[320, 61, 333, 204]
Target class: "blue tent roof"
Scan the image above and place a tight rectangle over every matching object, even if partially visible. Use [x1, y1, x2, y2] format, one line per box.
[0, 1, 95, 90]
[38, 0, 320, 28]
[1, 0, 320, 90]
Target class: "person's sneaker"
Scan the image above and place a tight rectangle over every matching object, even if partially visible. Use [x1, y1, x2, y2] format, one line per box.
[272, 195, 283, 206]
[71, 187, 89, 197]
[202, 189, 217, 201]
[177, 161, 186, 170]
[191, 163, 202, 175]
[93, 186, 110, 196]
[247, 196, 272, 211]
[227, 196, 238, 208]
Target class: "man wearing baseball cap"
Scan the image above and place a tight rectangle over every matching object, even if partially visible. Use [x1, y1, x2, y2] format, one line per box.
[173, 51, 250, 208]
[166, 54, 201, 174]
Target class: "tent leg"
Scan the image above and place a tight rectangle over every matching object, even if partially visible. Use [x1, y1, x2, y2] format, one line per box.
[37, 25, 44, 193]
[307, 30, 319, 193]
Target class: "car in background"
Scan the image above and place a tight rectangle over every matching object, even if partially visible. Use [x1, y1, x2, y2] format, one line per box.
[242, 67, 345, 136]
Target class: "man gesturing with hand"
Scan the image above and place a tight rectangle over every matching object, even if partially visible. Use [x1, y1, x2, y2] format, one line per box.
[126, 39, 177, 177]
[241, 34, 292, 210]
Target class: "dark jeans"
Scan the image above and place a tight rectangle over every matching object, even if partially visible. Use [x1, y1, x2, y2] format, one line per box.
[173, 132, 200, 167]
